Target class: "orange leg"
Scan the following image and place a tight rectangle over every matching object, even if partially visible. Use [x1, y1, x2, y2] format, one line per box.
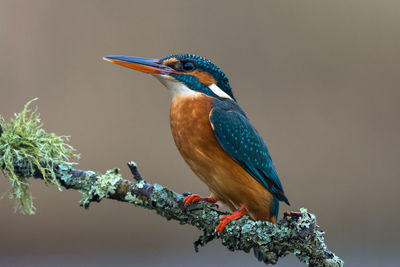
[183, 194, 217, 207]
[216, 206, 247, 233]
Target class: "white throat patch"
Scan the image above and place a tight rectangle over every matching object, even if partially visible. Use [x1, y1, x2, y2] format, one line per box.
[154, 74, 198, 98]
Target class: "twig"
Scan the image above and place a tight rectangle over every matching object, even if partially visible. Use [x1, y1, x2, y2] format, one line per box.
[127, 161, 144, 181]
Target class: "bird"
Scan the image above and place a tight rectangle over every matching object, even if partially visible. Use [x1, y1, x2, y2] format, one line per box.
[103, 54, 289, 233]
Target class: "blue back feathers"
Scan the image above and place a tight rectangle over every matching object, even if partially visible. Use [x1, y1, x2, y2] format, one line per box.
[161, 54, 235, 100]
[209, 98, 289, 217]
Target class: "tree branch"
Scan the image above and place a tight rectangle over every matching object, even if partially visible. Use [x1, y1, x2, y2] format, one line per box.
[7, 159, 341, 266]
[0, 101, 343, 266]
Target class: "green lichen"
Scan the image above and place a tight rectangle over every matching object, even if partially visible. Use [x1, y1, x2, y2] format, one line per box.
[153, 184, 163, 191]
[0, 99, 78, 214]
[80, 168, 122, 207]
[125, 191, 145, 205]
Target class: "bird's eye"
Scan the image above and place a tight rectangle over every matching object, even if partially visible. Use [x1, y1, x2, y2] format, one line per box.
[182, 61, 195, 71]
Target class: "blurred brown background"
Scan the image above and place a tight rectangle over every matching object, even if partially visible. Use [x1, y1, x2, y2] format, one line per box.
[1, 1, 399, 266]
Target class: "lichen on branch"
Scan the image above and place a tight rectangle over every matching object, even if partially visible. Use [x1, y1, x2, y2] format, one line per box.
[0, 101, 343, 266]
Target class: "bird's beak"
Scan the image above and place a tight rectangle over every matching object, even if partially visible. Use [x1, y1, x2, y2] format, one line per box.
[103, 56, 175, 75]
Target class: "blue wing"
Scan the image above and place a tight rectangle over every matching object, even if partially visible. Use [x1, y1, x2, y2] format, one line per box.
[209, 99, 289, 205]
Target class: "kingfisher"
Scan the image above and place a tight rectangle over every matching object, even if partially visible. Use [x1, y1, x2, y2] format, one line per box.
[103, 54, 289, 233]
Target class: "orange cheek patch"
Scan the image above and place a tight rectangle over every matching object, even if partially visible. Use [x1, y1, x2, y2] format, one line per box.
[190, 70, 216, 86]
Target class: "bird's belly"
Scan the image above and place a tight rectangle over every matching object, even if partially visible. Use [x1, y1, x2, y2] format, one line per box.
[170, 94, 274, 221]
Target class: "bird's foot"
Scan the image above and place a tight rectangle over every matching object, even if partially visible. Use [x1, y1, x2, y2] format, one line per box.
[216, 206, 247, 233]
[183, 194, 217, 207]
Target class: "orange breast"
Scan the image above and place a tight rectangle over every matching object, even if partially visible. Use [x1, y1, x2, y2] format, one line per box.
[170, 94, 275, 222]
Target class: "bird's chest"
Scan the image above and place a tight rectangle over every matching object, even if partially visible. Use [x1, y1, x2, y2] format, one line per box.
[169, 95, 222, 181]
[169, 95, 275, 218]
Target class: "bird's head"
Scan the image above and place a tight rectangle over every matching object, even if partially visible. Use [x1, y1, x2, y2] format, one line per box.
[103, 54, 235, 101]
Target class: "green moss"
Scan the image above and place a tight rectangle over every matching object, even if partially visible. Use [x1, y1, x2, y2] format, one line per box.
[0, 99, 78, 214]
